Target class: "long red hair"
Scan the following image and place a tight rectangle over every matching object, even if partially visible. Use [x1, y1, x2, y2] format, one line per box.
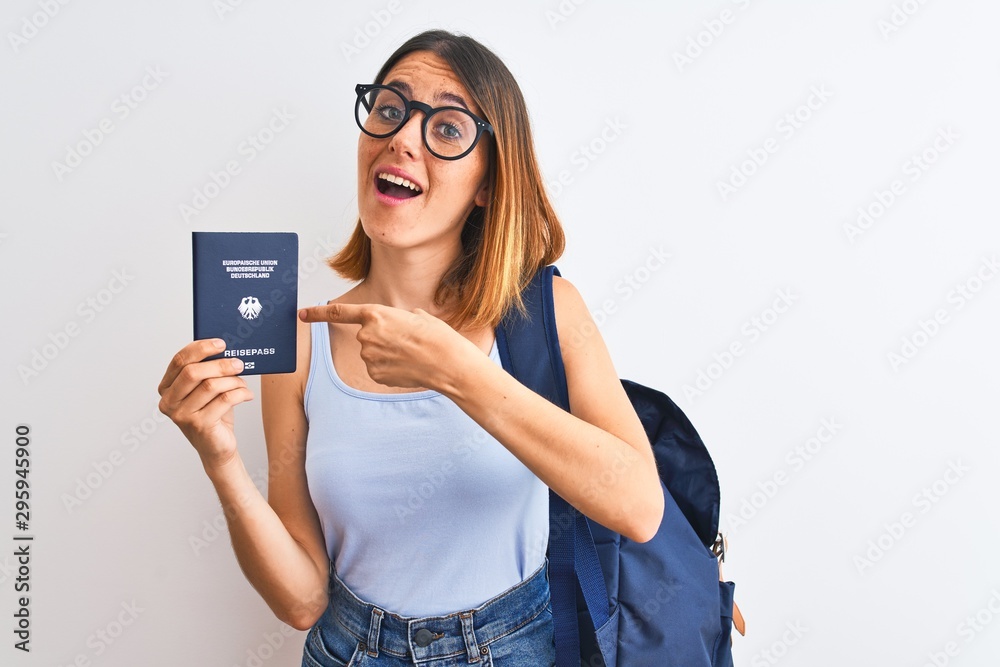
[327, 30, 565, 331]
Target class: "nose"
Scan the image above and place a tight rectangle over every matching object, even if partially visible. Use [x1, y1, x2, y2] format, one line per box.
[387, 108, 426, 158]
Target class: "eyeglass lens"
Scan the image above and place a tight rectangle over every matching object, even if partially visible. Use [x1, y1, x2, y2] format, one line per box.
[358, 87, 480, 159]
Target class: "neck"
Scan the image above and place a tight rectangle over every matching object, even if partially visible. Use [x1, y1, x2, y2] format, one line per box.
[358, 243, 460, 321]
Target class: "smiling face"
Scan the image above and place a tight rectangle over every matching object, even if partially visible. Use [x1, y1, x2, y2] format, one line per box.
[357, 51, 492, 256]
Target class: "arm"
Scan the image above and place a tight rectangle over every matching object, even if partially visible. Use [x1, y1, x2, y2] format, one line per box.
[441, 276, 664, 542]
[296, 278, 664, 542]
[229, 315, 329, 628]
[158, 318, 329, 630]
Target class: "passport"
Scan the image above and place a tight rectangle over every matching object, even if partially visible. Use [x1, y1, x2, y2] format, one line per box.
[192, 231, 298, 375]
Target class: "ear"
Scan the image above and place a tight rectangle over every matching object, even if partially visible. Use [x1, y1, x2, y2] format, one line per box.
[473, 178, 491, 208]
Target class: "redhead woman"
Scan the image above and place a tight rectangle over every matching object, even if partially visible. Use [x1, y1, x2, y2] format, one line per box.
[158, 30, 663, 666]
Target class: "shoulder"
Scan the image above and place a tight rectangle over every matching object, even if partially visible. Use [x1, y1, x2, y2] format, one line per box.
[550, 274, 593, 355]
[551, 274, 587, 320]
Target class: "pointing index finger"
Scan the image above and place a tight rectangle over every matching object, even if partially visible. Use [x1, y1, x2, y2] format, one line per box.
[298, 302, 367, 324]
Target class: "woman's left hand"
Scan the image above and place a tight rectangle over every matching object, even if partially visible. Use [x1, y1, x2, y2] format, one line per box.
[297, 303, 478, 391]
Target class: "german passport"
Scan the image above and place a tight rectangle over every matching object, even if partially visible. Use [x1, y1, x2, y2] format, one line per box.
[192, 231, 298, 375]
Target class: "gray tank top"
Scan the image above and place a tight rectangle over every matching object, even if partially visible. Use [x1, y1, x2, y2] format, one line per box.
[303, 315, 549, 616]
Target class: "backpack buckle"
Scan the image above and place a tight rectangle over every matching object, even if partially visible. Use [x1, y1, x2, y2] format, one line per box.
[711, 532, 727, 563]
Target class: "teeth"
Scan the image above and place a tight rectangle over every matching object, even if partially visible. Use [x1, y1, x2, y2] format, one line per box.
[378, 172, 422, 193]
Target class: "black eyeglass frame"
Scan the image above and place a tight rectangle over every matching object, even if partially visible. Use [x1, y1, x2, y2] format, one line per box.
[355, 83, 494, 161]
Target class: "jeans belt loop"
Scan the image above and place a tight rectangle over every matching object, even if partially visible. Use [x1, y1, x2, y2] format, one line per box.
[459, 611, 482, 663]
[366, 607, 383, 658]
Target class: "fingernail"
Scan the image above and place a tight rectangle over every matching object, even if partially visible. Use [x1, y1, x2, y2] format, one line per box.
[214, 339, 225, 349]
[231, 358, 244, 370]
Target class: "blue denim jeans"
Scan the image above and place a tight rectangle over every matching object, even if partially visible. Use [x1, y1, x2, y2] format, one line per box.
[301, 560, 555, 666]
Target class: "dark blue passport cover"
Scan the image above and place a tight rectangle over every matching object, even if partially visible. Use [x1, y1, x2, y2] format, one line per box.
[192, 232, 298, 375]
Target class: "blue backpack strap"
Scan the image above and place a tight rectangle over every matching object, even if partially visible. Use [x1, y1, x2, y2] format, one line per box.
[496, 265, 614, 667]
[495, 265, 570, 406]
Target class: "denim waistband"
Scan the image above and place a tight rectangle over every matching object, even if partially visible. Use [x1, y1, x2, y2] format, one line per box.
[327, 560, 550, 663]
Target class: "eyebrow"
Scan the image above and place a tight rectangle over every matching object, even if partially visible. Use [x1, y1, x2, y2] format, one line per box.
[385, 79, 471, 111]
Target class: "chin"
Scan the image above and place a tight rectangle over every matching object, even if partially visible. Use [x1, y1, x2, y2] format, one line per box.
[360, 217, 416, 248]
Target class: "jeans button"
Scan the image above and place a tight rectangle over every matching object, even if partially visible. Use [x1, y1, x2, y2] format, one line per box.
[414, 628, 437, 647]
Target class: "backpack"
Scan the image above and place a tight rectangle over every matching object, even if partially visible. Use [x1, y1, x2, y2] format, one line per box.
[496, 264, 744, 667]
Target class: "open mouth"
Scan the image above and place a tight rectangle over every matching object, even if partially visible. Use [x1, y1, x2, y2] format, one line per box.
[376, 172, 423, 200]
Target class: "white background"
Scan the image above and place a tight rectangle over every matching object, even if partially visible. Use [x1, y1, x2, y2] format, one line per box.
[3, 1, 999, 665]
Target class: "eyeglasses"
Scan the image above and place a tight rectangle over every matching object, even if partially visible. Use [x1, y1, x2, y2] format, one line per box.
[355, 83, 494, 160]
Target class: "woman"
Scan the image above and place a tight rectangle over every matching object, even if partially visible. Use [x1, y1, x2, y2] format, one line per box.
[158, 30, 663, 666]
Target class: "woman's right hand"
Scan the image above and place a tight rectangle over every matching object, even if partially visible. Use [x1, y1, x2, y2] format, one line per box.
[157, 339, 254, 471]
